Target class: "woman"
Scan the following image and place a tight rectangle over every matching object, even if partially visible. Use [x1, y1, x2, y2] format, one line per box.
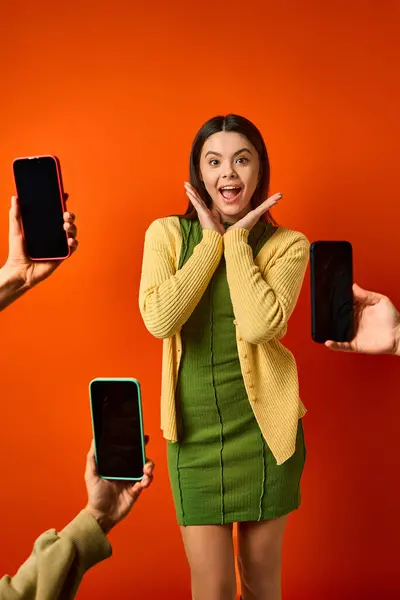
[139, 114, 309, 600]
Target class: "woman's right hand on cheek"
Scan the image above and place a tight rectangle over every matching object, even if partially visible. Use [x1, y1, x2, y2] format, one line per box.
[184, 182, 224, 235]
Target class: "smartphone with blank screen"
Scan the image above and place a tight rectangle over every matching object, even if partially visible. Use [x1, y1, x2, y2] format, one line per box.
[89, 378, 146, 481]
[12, 155, 70, 261]
[310, 241, 354, 344]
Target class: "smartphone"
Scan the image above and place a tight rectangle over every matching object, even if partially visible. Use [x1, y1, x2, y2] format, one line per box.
[89, 378, 146, 481]
[12, 155, 69, 261]
[310, 241, 354, 343]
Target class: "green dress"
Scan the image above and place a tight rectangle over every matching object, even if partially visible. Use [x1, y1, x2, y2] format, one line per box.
[167, 218, 306, 526]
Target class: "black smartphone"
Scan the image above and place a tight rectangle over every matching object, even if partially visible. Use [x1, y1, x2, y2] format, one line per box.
[310, 241, 354, 343]
[89, 378, 146, 481]
[12, 155, 70, 261]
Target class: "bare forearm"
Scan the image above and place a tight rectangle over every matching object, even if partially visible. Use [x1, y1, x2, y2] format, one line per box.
[0, 265, 30, 311]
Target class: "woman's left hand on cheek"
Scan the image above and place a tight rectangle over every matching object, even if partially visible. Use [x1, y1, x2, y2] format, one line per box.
[226, 193, 282, 232]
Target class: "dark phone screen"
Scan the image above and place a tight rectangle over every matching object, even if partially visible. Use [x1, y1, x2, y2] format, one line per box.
[13, 157, 69, 259]
[311, 241, 354, 343]
[91, 380, 145, 480]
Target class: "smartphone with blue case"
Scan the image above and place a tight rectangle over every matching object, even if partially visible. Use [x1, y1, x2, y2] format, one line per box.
[89, 378, 146, 481]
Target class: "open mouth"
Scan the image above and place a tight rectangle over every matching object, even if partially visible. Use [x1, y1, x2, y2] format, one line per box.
[219, 185, 242, 200]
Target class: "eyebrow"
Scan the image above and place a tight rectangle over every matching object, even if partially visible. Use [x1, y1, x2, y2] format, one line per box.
[204, 147, 253, 158]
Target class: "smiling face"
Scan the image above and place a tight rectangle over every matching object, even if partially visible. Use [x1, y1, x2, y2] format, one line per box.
[199, 131, 260, 223]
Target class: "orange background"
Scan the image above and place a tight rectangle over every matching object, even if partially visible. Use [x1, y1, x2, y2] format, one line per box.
[0, 1, 399, 598]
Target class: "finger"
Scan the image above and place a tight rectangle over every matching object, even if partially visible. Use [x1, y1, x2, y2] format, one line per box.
[184, 187, 200, 206]
[68, 238, 79, 252]
[141, 464, 155, 486]
[186, 194, 206, 214]
[128, 483, 143, 499]
[184, 182, 196, 193]
[140, 474, 153, 489]
[63, 211, 75, 224]
[325, 340, 353, 352]
[143, 460, 154, 475]
[184, 183, 207, 209]
[184, 186, 202, 206]
[64, 222, 77, 237]
[352, 283, 382, 306]
[261, 192, 282, 211]
[184, 182, 200, 194]
[255, 197, 280, 218]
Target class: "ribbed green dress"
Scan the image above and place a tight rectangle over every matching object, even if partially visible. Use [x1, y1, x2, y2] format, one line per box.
[167, 218, 306, 526]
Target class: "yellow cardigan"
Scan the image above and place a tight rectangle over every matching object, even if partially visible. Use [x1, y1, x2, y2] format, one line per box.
[139, 216, 310, 465]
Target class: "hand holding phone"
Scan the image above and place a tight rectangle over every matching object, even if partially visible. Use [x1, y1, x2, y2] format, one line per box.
[90, 378, 147, 481]
[5, 195, 78, 287]
[7, 154, 79, 286]
[84, 439, 154, 533]
[325, 284, 400, 355]
[12, 155, 72, 261]
[310, 241, 354, 343]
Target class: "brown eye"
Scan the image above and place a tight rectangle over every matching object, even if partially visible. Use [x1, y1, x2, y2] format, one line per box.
[236, 157, 249, 164]
[209, 159, 219, 166]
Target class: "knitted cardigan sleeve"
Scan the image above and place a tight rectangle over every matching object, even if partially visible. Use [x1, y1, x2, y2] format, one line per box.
[224, 228, 309, 344]
[139, 218, 223, 339]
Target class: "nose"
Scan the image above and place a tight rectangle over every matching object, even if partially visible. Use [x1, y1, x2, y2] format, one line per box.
[222, 163, 238, 179]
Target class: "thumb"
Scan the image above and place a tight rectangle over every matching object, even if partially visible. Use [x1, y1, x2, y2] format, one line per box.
[85, 440, 99, 480]
[353, 283, 381, 306]
[9, 196, 23, 238]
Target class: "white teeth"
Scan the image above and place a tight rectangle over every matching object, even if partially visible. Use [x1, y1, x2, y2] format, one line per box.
[220, 186, 240, 190]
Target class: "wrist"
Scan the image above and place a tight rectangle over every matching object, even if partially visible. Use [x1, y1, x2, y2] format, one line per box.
[1, 262, 31, 290]
[0, 263, 32, 311]
[85, 505, 115, 535]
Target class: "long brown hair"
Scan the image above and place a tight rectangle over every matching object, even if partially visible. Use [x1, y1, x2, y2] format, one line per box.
[181, 114, 277, 225]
